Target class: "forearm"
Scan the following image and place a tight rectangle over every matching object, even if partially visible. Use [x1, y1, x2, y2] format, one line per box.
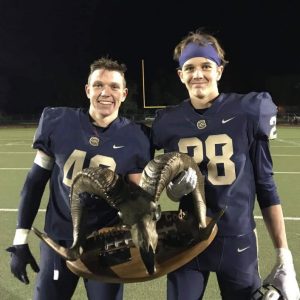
[261, 204, 288, 249]
[14, 151, 52, 244]
[14, 164, 50, 244]
[17, 164, 50, 228]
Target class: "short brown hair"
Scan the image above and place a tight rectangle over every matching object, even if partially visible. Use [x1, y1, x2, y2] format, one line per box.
[88, 57, 127, 86]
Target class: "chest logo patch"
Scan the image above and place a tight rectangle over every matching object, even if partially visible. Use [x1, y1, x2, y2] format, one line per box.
[197, 120, 207, 130]
[89, 136, 100, 147]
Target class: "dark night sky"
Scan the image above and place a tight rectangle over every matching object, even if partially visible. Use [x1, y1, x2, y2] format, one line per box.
[0, 0, 299, 116]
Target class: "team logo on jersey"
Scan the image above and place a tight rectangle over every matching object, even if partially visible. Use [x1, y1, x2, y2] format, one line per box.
[89, 136, 100, 146]
[197, 120, 207, 129]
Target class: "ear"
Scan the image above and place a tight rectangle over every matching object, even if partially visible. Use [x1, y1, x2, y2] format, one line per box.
[85, 83, 90, 98]
[216, 66, 224, 81]
[121, 88, 128, 103]
[177, 69, 185, 84]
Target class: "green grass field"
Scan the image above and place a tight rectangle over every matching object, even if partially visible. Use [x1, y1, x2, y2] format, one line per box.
[0, 126, 299, 300]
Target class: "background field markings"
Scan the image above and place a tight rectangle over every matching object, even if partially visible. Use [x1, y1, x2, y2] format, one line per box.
[0, 209, 299, 221]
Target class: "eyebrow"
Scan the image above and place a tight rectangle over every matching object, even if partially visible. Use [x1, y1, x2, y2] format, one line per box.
[183, 63, 193, 68]
[184, 61, 213, 68]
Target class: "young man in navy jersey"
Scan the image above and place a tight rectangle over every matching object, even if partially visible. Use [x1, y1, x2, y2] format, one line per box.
[7, 57, 156, 300]
[151, 30, 300, 300]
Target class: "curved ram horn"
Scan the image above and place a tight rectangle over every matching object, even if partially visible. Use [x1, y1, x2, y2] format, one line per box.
[32, 167, 129, 261]
[69, 167, 129, 250]
[139, 152, 207, 228]
[32, 152, 219, 275]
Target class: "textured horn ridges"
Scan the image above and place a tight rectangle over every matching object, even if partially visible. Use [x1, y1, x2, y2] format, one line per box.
[71, 167, 122, 208]
[140, 152, 186, 200]
[140, 152, 207, 229]
[69, 167, 129, 251]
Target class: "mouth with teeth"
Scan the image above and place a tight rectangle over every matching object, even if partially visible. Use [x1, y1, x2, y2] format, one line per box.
[94, 98, 116, 113]
[97, 97, 114, 105]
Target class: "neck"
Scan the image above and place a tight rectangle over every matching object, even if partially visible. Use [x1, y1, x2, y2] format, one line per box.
[89, 109, 118, 127]
[190, 92, 219, 109]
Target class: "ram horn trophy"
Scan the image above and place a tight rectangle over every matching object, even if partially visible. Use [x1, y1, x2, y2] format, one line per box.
[32, 152, 224, 282]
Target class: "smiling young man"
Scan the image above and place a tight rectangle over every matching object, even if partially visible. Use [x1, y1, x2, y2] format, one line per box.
[151, 30, 300, 300]
[87, 61, 127, 126]
[7, 57, 153, 300]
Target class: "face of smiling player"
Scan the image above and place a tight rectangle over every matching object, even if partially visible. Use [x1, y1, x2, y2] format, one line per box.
[86, 68, 128, 127]
[178, 57, 223, 109]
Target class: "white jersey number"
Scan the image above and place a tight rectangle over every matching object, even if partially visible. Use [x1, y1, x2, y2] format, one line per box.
[63, 150, 116, 187]
[178, 134, 236, 185]
[269, 116, 277, 139]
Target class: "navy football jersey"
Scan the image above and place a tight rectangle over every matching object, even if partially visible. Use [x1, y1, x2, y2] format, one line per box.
[33, 107, 153, 240]
[151, 92, 280, 236]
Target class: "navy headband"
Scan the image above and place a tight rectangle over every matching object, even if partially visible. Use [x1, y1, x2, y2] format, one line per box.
[179, 42, 221, 67]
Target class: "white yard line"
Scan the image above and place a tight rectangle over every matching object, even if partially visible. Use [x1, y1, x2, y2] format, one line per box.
[272, 154, 300, 156]
[0, 152, 35, 154]
[253, 216, 300, 221]
[0, 168, 30, 170]
[0, 209, 299, 221]
[1, 208, 46, 212]
[0, 143, 32, 146]
[274, 172, 300, 174]
[272, 146, 300, 147]
[273, 138, 300, 147]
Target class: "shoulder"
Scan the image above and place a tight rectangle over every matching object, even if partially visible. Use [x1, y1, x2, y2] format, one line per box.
[153, 100, 188, 124]
[39, 106, 82, 123]
[120, 117, 151, 139]
[35, 107, 83, 139]
[239, 92, 277, 116]
[118, 118, 153, 157]
[222, 92, 276, 120]
[238, 92, 277, 139]
[157, 101, 187, 116]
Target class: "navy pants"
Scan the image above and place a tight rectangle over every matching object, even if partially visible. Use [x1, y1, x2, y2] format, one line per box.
[167, 231, 261, 300]
[33, 241, 123, 300]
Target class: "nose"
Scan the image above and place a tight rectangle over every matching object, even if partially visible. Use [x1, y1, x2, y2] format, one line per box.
[193, 68, 203, 78]
[100, 85, 110, 96]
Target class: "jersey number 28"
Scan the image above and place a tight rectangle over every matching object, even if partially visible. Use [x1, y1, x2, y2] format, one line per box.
[178, 134, 236, 185]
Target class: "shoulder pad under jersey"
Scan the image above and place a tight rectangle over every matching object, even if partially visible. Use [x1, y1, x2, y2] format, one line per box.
[33, 107, 77, 156]
[241, 92, 277, 140]
[155, 102, 185, 117]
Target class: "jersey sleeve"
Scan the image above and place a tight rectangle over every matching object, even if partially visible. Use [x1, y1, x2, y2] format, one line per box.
[244, 92, 278, 140]
[257, 92, 278, 140]
[246, 93, 281, 208]
[33, 107, 61, 157]
[249, 139, 281, 208]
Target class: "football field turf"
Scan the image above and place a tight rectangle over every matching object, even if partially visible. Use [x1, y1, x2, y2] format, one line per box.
[0, 126, 299, 300]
